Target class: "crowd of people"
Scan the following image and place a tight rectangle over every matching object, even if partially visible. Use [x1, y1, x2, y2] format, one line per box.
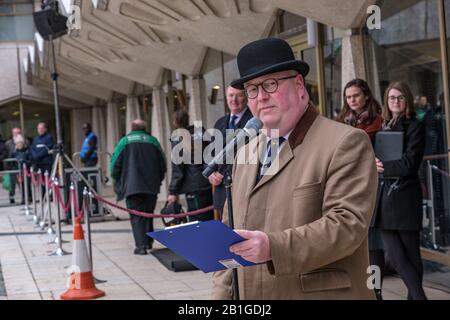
[1, 37, 442, 300]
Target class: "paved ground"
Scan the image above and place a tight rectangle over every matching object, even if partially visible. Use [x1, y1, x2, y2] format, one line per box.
[0, 193, 450, 300]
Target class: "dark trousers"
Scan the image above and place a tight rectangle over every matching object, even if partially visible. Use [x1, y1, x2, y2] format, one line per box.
[369, 249, 385, 299]
[125, 194, 157, 249]
[10, 173, 32, 203]
[9, 173, 17, 200]
[83, 158, 98, 167]
[186, 189, 213, 222]
[381, 230, 427, 300]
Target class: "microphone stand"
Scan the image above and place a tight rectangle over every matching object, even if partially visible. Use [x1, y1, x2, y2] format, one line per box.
[203, 119, 263, 301]
[223, 165, 240, 300]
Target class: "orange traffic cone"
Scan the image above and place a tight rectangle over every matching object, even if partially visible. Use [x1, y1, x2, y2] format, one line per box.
[60, 217, 105, 300]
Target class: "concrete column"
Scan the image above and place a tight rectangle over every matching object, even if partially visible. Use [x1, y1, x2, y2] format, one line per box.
[70, 107, 92, 165]
[365, 36, 382, 102]
[341, 30, 367, 104]
[125, 95, 141, 133]
[92, 106, 107, 170]
[152, 87, 171, 200]
[151, 87, 171, 154]
[188, 76, 207, 124]
[105, 101, 119, 182]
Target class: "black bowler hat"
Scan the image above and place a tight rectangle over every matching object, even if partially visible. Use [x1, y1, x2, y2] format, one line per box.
[231, 38, 309, 89]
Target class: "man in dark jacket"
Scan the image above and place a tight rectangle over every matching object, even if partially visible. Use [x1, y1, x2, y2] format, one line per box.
[110, 119, 166, 255]
[208, 85, 253, 217]
[30, 122, 54, 174]
[167, 110, 213, 221]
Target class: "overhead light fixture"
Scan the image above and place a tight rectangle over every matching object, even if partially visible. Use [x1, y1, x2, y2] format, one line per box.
[34, 113, 40, 117]
[12, 111, 20, 116]
[120, 106, 126, 111]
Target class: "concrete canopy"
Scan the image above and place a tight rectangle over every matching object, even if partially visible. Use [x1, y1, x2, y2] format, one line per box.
[23, 0, 375, 106]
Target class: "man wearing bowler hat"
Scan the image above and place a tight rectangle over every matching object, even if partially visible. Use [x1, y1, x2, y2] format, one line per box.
[212, 38, 378, 299]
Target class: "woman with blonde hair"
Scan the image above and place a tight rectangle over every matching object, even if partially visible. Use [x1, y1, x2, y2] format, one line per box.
[373, 81, 427, 300]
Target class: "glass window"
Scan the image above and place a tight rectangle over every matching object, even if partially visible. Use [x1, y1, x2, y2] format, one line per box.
[15, 3, 33, 14]
[366, 0, 450, 253]
[281, 11, 307, 32]
[301, 47, 319, 107]
[0, 5, 13, 14]
[0, 15, 34, 41]
[324, 36, 342, 119]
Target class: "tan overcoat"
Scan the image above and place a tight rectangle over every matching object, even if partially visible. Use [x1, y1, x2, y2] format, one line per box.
[212, 106, 378, 299]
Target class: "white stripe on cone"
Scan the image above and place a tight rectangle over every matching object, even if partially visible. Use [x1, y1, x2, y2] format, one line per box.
[71, 239, 91, 273]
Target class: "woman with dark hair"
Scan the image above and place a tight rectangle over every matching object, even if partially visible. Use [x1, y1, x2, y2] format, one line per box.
[337, 79, 384, 299]
[337, 78, 383, 143]
[373, 81, 427, 300]
[167, 109, 213, 221]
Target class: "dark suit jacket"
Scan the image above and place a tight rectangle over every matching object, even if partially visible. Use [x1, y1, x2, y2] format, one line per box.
[372, 116, 426, 230]
[212, 107, 253, 211]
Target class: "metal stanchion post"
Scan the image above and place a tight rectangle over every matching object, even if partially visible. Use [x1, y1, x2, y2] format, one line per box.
[70, 182, 76, 224]
[426, 160, 439, 250]
[85, 189, 106, 284]
[83, 188, 93, 269]
[49, 177, 69, 256]
[23, 163, 31, 216]
[34, 169, 43, 226]
[39, 171, 48, 230]
[45, 171, 55, 235]
[31, 167, 38, 223]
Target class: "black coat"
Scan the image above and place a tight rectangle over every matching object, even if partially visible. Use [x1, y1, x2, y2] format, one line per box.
[372, 116, 426, 230]
[212, 107, 253, 211]
[30, 133, 54, 171]
[168, 125, 211, 195]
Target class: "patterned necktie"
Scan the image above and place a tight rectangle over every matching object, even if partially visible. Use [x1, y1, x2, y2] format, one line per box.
[229, 115, 238, 129]
[256, 136, 286, 184]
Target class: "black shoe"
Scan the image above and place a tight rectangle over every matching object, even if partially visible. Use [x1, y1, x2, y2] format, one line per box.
[134, 247, 147, 255]
[375, 289, 383, 300]
[10, 199, 15, 204]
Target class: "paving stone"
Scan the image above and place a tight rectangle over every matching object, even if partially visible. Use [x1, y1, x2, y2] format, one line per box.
[2, 203, 450, 300]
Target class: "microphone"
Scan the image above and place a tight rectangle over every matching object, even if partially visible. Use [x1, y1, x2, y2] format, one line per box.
[202, 117, 263, 178]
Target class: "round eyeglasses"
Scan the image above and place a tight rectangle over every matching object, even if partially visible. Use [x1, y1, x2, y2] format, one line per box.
[244, 75, 297, 99]
[388, 95, 406, 102]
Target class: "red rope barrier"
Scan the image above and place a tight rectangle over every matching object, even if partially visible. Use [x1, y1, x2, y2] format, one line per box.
[71, 188, 84, 218]
[93, 193, 214, 219]
[30, 171, 39, 187]
[54, 184, 72, 213]
[39, 174, 46, 186]
[432, 166, 450, 179]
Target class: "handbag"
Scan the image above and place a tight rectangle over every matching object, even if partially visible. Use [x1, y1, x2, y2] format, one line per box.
[160, 201, 187, 227]
[2, 174, 12, 192]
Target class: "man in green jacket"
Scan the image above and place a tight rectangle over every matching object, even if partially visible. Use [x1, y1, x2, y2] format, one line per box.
[110, 119, 166, 255]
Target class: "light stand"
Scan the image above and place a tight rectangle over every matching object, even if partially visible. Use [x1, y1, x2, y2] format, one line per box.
[33, 0, 69, 224]
[48, 34, 67, 222]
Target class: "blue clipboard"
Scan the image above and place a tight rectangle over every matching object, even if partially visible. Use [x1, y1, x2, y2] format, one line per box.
[147, 220, 258, 273]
